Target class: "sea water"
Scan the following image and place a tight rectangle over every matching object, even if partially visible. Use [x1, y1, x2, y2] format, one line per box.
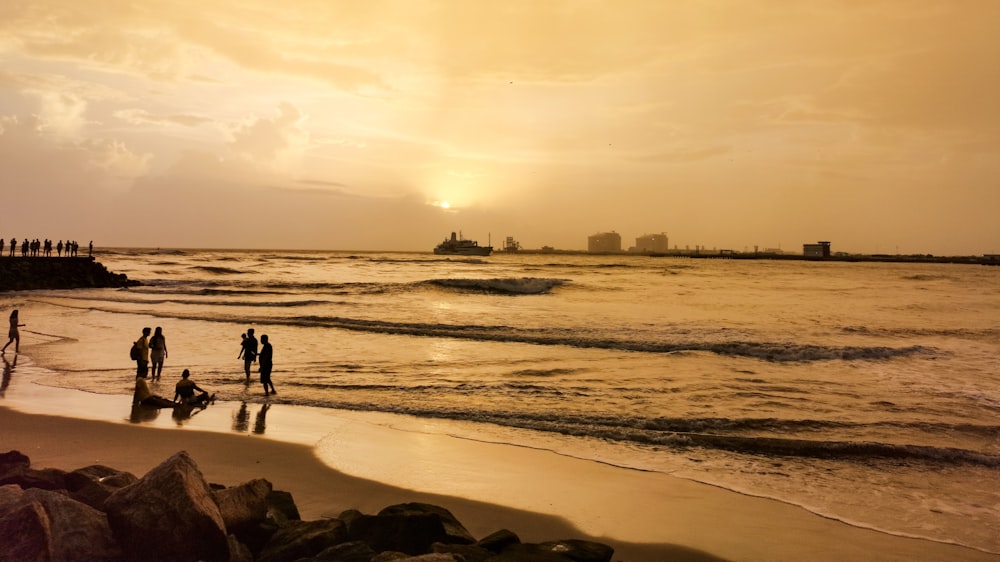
[2, 248, 998, 553]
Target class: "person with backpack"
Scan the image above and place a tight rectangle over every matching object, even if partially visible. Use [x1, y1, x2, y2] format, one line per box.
[133, 327, 151, 379]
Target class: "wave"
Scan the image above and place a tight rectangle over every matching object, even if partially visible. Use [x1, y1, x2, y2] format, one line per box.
[261, 315, 931, 362]
[255, 386, 1000, 468]
[191, 266, 244, 275]
[427, 277, 567, 295]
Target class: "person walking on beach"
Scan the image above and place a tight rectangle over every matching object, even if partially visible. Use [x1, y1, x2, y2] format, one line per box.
[134, 327, 151, 378]
[2, 310, 25, 354]
[259, 334, 276, 396]
[149, 327, 168, 381]
[173, 369, 213, 405]
[241, 328, 258, 382]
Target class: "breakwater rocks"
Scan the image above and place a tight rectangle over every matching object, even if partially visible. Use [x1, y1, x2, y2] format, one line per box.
[0, 257, 135, 291]
[0, 450, 614, 562]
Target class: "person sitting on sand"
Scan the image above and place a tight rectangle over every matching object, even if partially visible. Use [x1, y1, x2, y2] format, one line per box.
[173, 369, 213, 405]
[133, 376, 176, 409]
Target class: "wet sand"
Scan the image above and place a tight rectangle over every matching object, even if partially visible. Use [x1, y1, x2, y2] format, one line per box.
[1, 372, 996, 561]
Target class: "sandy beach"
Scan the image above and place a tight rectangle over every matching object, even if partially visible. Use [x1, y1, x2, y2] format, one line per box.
[1, 372, 997, 561]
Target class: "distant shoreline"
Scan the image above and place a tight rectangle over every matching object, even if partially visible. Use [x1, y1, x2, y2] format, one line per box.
[500, 249, 1000, 265]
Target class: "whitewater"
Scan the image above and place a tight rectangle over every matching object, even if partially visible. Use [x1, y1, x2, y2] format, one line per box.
[2, 248, 998, 553]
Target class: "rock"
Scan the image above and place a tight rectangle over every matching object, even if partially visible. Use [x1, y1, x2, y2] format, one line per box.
[477, 529, 521, 553]
[535, 539, 614, 562]
[257, 518, 348, 562]
[65, 464, 138, 491]
[213, 478, 272, 531]
[267, 489, 301, 522]
[0, 486, 123, 561]
[104, 450, 229, 561]
[311, 539, 377, 561]
[431, 541, 494, 562]
[0, 450, 30, 468]
[349, 502, 475, 555]
[228, 534, 254, 562]
[66, 465, 139, 510]
[0, 465, 69, 491]
[489, 540, 615, 562]
[376, 554, 463, 562]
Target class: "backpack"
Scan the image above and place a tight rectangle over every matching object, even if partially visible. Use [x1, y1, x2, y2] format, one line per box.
[129, 341, 140, 361]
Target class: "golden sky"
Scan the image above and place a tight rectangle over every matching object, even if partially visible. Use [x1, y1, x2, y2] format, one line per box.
[1, 0, 997, 253]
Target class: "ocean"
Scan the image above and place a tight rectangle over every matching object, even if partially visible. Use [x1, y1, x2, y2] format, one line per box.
[2, 248, 998, 553]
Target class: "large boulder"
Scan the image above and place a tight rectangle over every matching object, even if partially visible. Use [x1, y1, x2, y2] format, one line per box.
[104, 450, 229, 561]
[213, 477, 273, 531]
[0, 486, 123, 561]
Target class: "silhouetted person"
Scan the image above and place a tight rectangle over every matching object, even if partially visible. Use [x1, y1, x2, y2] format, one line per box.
[8, 238, 14, 257]
[259, 334, 275, 395]
[2, 310, 25, 354]
[173, 369, 212, 405]
[132, 376, 175, 409]
[149, 327, 168, 381]
[241, 328, 258, 382]
[57, 240, 63, 256]
[134, 327, 151, 378]
[0, 238, 5, 256]
[89, 240, 93, 257]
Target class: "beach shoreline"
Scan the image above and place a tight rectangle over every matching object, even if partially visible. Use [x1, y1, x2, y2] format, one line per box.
[2, 368, 997, 561]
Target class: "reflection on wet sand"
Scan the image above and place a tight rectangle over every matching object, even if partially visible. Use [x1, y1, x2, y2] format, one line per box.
[0, 355, 15, 397]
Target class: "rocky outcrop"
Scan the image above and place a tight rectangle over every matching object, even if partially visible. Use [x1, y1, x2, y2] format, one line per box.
[0, 449, 615, 562]
[0, 257, 135, 291]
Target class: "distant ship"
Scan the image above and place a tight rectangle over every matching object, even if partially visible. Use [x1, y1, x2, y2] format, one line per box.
[434, 232, 493, 256]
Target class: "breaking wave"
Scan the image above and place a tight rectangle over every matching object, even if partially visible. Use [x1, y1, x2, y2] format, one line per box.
[427, 277, 567, 295]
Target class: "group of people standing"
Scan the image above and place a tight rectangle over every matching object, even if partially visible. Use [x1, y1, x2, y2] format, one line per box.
[131, 325, 277, 410]
[2, 238, 90, 258]
[238, 328, 276, 396]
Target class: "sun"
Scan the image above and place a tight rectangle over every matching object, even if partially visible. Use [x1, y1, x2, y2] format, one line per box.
[440, 201, 450, 209]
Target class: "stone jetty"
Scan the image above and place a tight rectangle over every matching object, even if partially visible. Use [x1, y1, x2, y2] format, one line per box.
[0, 257, 134, 291]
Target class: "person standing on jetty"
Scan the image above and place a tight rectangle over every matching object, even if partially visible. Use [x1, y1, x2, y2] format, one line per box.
[134, 327, 151, 378]
[259, 334, 276, 396]
[1, 310, 25, 354]
[149, 327, 168, 381]
[241, 328, 258, 382]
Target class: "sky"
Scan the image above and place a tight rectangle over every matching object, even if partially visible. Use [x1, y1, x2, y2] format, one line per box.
[0, 1, 997, 254]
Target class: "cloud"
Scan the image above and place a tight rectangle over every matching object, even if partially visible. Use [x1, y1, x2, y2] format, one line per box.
[114, 109, 213, 127]
[227, 102, 311, 172]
